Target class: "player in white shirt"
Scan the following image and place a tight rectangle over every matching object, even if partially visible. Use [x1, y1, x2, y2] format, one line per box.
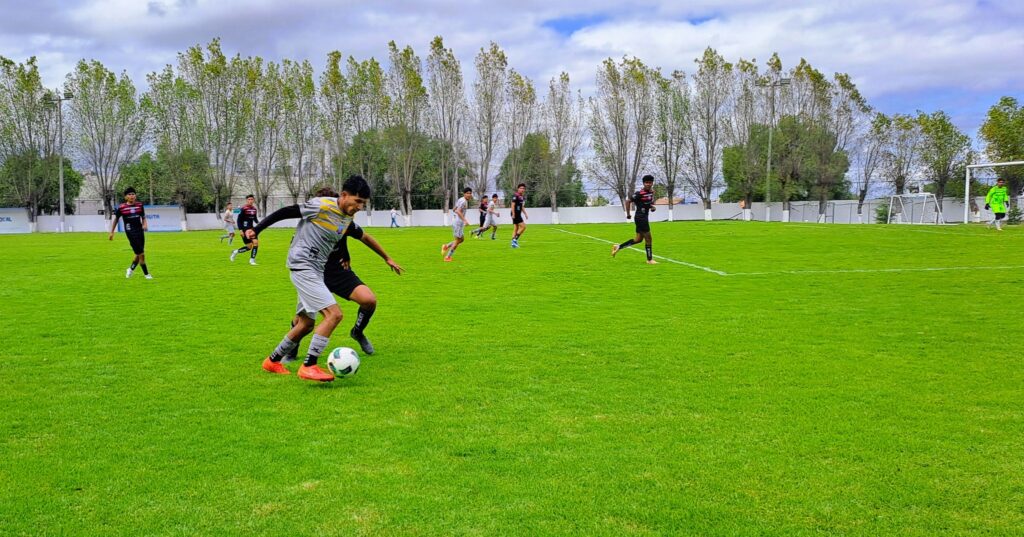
[471, 193, 500, 239]
[219, 202, 236, 244]
[441, 187, 473, 262]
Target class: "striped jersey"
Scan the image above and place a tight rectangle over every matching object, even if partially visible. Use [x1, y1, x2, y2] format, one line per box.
[115, 202, 146, 233]
[287, 197, 354, 273]
[632, 188, 655, 217]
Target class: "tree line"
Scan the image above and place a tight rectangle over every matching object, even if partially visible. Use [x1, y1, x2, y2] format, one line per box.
[2, 39, 1022, 221]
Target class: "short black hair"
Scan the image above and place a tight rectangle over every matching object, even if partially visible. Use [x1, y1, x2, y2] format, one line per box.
[463, 187, 473, 194]
[517, 183, 526, 189]
[124, 187, 136, 195]
[314, 185, 339, 197]
[642, 174, 655, 183]
[492, 194, 498, 198]
[246, 194, 255, 199]
[997, 178, 1006, 182]
[342, 175, 371, 198]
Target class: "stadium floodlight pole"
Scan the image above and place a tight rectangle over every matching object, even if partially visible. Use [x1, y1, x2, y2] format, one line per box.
[964, 161, 1024, 223]
[43, 90, 74, 233]
[756, 78, 790, 223]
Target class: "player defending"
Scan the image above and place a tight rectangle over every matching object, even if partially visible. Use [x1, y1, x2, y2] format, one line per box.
[109, 187, 152, 279]
[985, 178, 1009, 231]
[477, 194, 488, 232]
[510, 183, 528, 248]
[219, 202, 235, 244]
[472, 193, 500, 239]
[249, 175, 372, 382]
[611, 174, 658, 264]
[442, 187, 473, 262]
[231, 195, 260, 265]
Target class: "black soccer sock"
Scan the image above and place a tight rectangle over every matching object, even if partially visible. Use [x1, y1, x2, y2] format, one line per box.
[303, 334, 330, 366]
[130, 261, 139, 270]
[645, 245, 653, 261]
[353, 305, 376, 334]
[235, 246, 250, 254]
[250, 246, 258, 259]
[618, 239, 635, 249]
[141, 264, 149, 275]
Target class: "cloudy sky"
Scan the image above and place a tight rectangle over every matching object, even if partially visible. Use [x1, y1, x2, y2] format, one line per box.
[2, 0, 1021, 138]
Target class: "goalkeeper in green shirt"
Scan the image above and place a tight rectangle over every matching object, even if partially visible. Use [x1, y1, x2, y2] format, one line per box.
[985, 178, 1010, 231]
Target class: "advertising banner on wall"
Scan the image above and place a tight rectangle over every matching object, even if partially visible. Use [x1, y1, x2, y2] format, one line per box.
[0, 208, 32, 234]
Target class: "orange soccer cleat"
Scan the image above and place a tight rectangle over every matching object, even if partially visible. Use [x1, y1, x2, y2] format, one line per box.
[298, 364, 335, 382]
[262, 357, 290, 375]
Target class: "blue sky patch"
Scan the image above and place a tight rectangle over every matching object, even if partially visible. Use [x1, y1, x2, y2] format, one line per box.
[542, 14, 610, 36]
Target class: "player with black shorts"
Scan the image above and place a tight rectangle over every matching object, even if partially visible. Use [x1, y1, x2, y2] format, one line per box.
[510, 183, 528, 248]
[611, 174, 658, 264]
[231, 195, 260, 265]
[108, 187, 152, 279]
[478, 196, 488, 230]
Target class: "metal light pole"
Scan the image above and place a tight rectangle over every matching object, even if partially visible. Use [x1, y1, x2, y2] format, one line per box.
[756, 78, 790, 222]
[43, 90, 74, 232]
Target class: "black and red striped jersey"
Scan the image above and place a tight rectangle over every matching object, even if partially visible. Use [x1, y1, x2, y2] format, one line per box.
[237, 204, 259, 230]
[478, 200, 489, 213]
[632, 189, 655, 217]
[512, 194, 525, 215]
[115, 202, 146, 233]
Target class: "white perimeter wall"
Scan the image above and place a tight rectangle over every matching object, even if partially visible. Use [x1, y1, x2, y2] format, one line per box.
[3, 198, 1006, 233]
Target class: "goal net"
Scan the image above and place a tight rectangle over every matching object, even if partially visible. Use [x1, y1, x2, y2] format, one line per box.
[887, 193, 944, 224]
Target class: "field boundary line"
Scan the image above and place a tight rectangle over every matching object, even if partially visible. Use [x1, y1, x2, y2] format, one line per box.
[553, 228, 729, 276]
[726, 265, 1024, 276]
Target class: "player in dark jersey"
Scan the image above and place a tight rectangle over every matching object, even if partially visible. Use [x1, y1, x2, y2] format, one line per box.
[611, 174, 658, 264]
[231, 195, 260, 265]
[477, 196, 488, 230]
[108, 187, 152, 279]
[510, 183, 528, 248]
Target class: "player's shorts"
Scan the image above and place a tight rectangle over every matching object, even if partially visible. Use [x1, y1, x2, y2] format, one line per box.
[127, 232, 145, 254]
[324, 267, 365, 300]
[241, 229, 254, 245]
[485, 214, 498, 228]
[512, 213, 524, 225]
[634, 216, 650, 233]
[452, 219, 465, 239]
[479, 213, 486, 227]
[290, 269, 335, 319]
[224, 223, 235, 233]
[995, 212, 1006, 220]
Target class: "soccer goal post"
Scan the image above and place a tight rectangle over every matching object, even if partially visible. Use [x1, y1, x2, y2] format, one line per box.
[963, 161, 1024, 224]
[887, 193, 944, 224]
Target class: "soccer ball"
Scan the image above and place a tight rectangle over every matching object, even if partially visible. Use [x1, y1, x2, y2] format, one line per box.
[327, 347, 360, 377]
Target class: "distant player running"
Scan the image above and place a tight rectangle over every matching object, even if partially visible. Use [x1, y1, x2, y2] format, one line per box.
[108, 187, 152, 279]
[249, 175, 372, 382]
[442, 187, 473, 262]
[231, 195, 260, 265]
[477, 195, 488, 231]
[510, 183, 528, 248]
[985, 178, 1009, 231]
[471, 193, 500, 239]
[219, 202, 236, 244]
[612, 174, 658, 264]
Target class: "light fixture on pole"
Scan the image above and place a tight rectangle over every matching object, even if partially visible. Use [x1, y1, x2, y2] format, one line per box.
[42, 90, 74, 232]
[756, 77, 790, 223]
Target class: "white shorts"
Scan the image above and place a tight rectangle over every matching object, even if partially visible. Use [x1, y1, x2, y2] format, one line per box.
[290, 269, 335, 319]
[485, 215, 498, 228]
[452, 219, 465, 239]
[224, 223, 235, 233]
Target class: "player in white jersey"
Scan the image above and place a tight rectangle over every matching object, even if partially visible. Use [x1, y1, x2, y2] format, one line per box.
[471, 193, 500, 239]
[441, 187, 473, 262]
[247, 175, 373, 382]
[219, 202, 236, 244]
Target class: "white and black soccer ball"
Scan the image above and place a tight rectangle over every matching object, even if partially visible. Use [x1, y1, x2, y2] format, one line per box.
[327, 347, 360, 377]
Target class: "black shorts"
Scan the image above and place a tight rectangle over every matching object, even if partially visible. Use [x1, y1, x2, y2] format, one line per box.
[479, 213, 486, 227]
[634, 216, 650, 234]
[995, 212, 1006, 220]
[512, 214, 524, 225]
[241, 229, 254, 245]
[324, 268, 365, 300]
[127, 232, 145, 254]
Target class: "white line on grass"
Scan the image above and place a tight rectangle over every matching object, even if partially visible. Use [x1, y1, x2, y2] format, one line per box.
[725, 265, 1024, 276]
[553, 228, 729, 276]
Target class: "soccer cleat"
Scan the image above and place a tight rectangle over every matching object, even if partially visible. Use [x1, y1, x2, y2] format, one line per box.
[611, 244, 620, 257]
[298, 364, 334, 382]
[444, 256, 453, 262]
[491, 235, 496, 240]
[249, 258, 257, 266]
[351, 328, 375, 355]
[646, 259, 659, 265]
[230, 250, 238, 262]
[441, 243, 450, 256]
[145, 274, 153, 279]
[126, 268, 133, 278]
[262, 357, 290, 375]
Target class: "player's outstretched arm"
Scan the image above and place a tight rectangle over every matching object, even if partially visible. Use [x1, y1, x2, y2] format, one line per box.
[361, 233, 403, 275]
[625, 200, 632, 219]
[250, 204, 300, 236]
[141, 206, 148, 231]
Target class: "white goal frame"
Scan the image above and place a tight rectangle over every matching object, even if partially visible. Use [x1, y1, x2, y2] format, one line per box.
[963, 161, 1024, 223]
[887, 193, 944, 224]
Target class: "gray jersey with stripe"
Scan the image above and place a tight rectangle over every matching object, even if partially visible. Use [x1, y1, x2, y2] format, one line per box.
[286, 197, 354, 273]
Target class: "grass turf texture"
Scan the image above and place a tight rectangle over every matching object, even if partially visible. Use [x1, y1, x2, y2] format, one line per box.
[2, 222, 1023, 535]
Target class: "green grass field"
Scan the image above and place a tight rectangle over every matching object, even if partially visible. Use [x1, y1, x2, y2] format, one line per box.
[2, 222, 1023, 535]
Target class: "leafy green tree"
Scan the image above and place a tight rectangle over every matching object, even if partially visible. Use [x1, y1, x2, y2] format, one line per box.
[917, 110, 970, 204]
[979, 97, 1024, 199]
[0, 152, 82, 215]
